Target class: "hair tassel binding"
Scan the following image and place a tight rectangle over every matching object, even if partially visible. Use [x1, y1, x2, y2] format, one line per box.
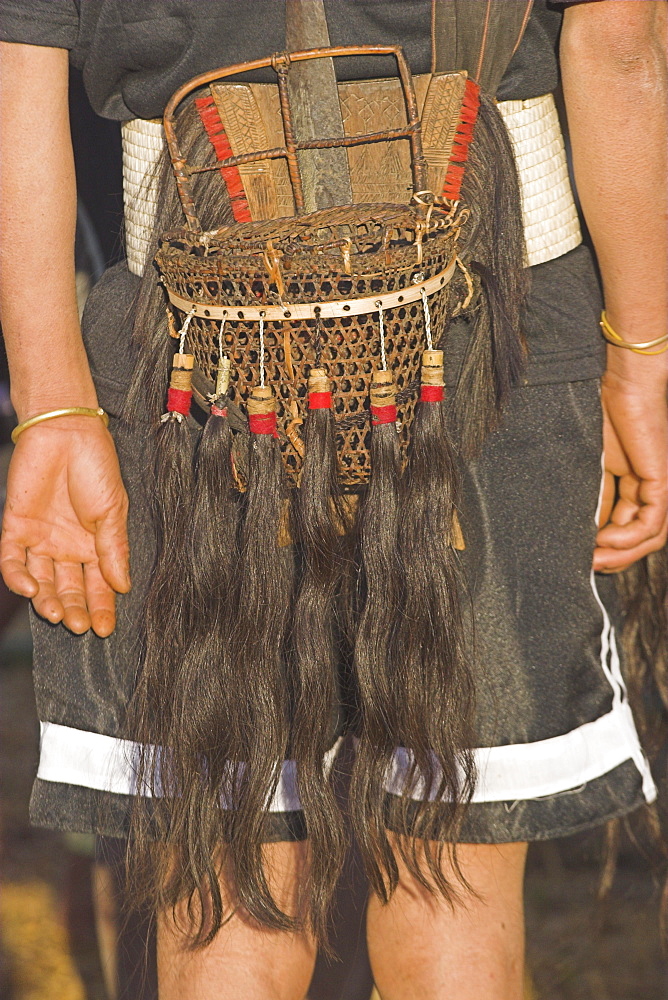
[162, 352, 194, 422]
[370, 369, 398, 427]
[420, 348, 445, 404]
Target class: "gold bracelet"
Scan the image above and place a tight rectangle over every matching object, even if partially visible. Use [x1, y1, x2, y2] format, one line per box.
[600, 311, 668, 356]
[11, 406, 109, 445]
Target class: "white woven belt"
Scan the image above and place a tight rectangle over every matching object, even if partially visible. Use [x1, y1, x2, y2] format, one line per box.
[496, 94, 581, 266]
[122, 92, 581, 278]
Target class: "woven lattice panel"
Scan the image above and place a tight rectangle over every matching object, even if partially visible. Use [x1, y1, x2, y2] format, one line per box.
[157, 203, 461, 486]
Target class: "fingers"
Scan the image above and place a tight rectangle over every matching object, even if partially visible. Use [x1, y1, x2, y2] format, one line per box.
[53, 560, 91, 634]
[596, 502, 666, 552]
[24, 552, 117, 636]
[594, 503, 667, 571]
[95, 493, 131, 595]
[25, 551, 63, 624]
[83, 561, 117, 638]
[594, 530, 667, 573]
[596, 467, 666, 554]
[0, 537, 39, 598]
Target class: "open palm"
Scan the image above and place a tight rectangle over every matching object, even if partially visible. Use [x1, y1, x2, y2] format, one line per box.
[0, 420, 130, 636]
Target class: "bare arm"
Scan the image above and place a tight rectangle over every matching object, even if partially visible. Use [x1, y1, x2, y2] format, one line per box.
[560, 0, 668, 571]
[0, 42, 130, 635]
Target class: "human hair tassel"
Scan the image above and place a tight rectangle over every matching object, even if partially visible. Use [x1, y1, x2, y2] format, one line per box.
[228, 313, 295, 930]
[351, 299, 405, 901]
[154, 305, 197, 564]
[189, 314, 238, 667]
[389, 284, 476, 893]
[292, 356, 348, 937]
[140, 321, 246, 945]
[449, 91, 528, 458]
[134, 307, 198, 807]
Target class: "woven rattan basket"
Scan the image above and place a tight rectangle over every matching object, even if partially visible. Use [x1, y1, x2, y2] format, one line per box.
[158, 203, 464, 486]
[159, 45, 469, 486]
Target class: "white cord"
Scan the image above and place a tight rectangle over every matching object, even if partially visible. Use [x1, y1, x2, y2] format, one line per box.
[375, 300, 387, 371]
[218, 313, 227, 361]
[178, 305, 196, 354]
[420, 287, 433, 351]
[259, 312, 266, 387]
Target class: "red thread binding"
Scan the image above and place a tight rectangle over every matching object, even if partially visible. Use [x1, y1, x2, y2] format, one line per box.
[167, 387, 192, 416]
[210, 404, 228, 417]
[441, 78, 480, 203]
[308, 391, 332, 410]
[195, 95, 252, 223]
[371, 404, 398, 426]
[420, 385, 444, 403]
[249, 411, 278, 437]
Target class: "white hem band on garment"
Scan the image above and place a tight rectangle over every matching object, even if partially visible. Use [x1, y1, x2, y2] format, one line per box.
[37, 703, 655, 810]
[386, 702, 656, 804]
[121, 92, 581, 277]
[36, 722, 341, 813]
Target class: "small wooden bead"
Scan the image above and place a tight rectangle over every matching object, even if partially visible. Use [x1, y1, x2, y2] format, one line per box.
[308, 367, 331, 395]
[247, 386, 276, 416]
[421, 349, 445, 387]
[167, 311, 179, 339]
[173, 353, 194, 370]
[215, 356, 231, 397]
[370, 369, 396, 409]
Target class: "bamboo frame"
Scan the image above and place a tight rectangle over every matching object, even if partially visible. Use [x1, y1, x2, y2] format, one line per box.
[163, 45, 429, 231]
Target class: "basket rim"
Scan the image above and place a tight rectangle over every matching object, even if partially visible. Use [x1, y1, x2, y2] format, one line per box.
[164, 253, 457, 322]
[158, 201, 460, 249]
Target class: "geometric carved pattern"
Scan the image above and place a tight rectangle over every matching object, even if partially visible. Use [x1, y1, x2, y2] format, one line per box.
[209, 72, 467, 218]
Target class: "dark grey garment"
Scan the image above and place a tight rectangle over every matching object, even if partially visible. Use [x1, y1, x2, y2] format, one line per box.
[1, 0, 562, 118]
[6, 0, 647, 842]
[390, 379, 650, 842]
[386, 761, 646, 844]
[29, 367, 650, 842]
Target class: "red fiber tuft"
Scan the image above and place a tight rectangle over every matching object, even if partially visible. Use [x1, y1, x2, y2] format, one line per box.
[210, 404, 227, 418]
[249, 411, 278, 437]
[195, 95, 252, 223]
[308, 391, 332, 410]
[371, 403, 398, 426]
[441, 78, 480, 203]
[167, 387, 192, 416]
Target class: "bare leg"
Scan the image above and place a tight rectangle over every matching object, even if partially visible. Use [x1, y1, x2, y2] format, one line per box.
[92, 861, 118, 1000]
[367, 839, 528, 1000]
[158, 841, 316, 1000]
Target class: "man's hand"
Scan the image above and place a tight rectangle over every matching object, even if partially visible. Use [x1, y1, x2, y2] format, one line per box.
[561, 2, 667, 573]
[594, 370, 668, 573]
[0, 418, 130, 637]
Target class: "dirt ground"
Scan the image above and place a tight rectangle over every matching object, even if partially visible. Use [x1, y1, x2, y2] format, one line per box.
[1, 612, 667, 1000]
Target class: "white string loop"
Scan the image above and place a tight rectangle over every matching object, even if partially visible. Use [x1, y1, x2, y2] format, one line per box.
[420, 287, 433, 351]
[178, 305, 196, 354]
[218, 313, 227, 360]
[259, 312, 266, 387]
[375, 300, 387, 371]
